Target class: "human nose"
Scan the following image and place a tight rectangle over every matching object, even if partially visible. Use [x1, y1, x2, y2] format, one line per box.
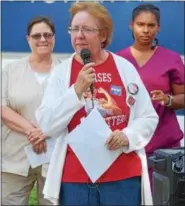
[143, 26, 149, 33]
[40, 35, 46, 41]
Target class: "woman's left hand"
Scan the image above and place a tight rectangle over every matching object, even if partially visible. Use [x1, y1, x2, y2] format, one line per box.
[151, 90, 170, 106]
[105, 129, 129, 150]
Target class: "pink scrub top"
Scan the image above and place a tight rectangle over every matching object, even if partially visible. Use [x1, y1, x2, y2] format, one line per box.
[117, 46, 185, 156]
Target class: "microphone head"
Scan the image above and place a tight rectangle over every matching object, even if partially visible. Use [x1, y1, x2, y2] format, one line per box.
[80, 48, 91, 61]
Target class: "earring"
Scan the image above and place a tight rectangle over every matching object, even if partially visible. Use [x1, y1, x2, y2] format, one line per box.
[101, 41, 104, 48]
[151, 38, 159, 50]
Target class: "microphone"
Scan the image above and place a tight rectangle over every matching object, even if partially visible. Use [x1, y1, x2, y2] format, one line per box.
[80, 48, 94, 96]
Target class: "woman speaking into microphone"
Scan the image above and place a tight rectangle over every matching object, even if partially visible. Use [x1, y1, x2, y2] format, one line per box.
[35, 2, 158, 206]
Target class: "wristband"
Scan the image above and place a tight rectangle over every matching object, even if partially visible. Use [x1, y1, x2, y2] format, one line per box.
[165, 95, 173, 107]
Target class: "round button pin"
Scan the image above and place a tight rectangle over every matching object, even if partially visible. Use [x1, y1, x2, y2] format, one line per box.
[127, 83, 139, 95]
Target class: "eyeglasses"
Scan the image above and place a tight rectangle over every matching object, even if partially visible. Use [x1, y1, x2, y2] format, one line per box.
[68, 26, 100, 35]
[30, 32, 54, 40]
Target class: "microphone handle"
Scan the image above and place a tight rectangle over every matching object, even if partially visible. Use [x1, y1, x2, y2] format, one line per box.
[83, 58, 94, 96]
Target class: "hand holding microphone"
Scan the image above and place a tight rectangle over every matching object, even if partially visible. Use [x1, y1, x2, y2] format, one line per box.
[74, 63, 96, 99]
[74, 49, 96, 100]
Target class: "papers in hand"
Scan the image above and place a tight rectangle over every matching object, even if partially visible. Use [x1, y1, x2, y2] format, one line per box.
[24, 138, 56, 168]
[66, 108, 123, 183]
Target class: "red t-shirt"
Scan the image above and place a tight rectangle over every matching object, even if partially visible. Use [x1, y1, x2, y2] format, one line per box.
[62, 53, 141, 183]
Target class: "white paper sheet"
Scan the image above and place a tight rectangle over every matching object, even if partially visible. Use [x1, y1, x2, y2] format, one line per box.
[66, 108, 123, 183]
[24, 138, 56, 168]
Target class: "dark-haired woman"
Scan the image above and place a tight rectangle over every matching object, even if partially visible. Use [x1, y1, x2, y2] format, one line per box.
[117, 4, 185, 191]
[1, 16, 61, 205]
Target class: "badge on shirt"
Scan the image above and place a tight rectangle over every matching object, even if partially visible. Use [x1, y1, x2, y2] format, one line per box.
[127, 83, 139, 95]
[110, 85, 122, 96]
[127, 95, 136, 106]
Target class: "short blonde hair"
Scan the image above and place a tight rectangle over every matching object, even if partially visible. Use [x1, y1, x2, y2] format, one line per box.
[69, 2, 113, 48]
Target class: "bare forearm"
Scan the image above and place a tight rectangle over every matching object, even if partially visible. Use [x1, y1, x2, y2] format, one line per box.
[3, 120, 29, 135]
[1, 106, 34, 134]
[171, 94, 185, 110]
